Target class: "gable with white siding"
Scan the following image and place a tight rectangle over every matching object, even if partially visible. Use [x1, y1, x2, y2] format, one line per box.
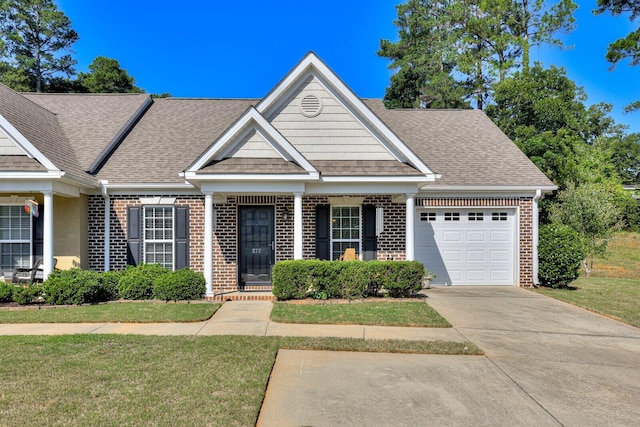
[266, 74, 395, 161]
[225, 128, 281, 159]
[0, 126, 27, 155]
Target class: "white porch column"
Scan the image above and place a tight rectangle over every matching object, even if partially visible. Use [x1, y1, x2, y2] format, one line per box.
[293, 192, 303, 259]
[204, 192, 214, 297]
[103, 195, 110, 271]
[43, 191, 54, 279]
[405, 193, 416, 261]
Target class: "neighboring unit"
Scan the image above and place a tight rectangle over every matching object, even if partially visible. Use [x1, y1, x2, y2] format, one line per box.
[0, 52, 555, 294]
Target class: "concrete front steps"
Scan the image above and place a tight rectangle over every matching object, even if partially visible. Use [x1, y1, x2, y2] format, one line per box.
[206, 290, 275, 301]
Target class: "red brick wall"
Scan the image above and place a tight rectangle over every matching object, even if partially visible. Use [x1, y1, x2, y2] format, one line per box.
[88, 194, 536, 290]
[416, 197, 535, 287]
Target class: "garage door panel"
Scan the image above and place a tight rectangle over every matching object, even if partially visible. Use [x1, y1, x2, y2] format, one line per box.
[442, 231, 461, 242]
[415, 208, 516, 286]
[490, 230, 511, 242]
[466, 230, 486, 242]
[467, 250, 485, 262]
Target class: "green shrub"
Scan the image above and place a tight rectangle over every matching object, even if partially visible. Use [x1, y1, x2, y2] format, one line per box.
[0, 282, 13, 303]
[272, 260, 313, 300]
[539, 224, 585, 288]
[272, 260, 424, 300]
[118, 264, 168, 300]
[12, 283, 44, 305]
[99, 270, 122, 301]
[379, 260, 425, 298]
[153, 268, 206, 301]
[42, 269, 103, 305]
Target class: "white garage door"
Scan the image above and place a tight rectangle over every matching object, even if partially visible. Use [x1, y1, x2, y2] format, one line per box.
[415, 208, 516, 285]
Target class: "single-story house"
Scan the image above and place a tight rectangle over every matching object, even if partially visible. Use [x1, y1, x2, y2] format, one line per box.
[0, 52, 555, 296]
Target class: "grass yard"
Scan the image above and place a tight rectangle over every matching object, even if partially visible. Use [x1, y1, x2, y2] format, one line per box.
[0, 335, 481, 427]
[0, 301, 220, 323]
[535, 232, 640, 328]
[271, 301, 451, 327]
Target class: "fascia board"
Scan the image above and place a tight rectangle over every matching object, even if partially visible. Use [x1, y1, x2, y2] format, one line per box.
[186, 172, 319, 182]
[201, 181, 306, 194]
[320, 176, 431, 183]
[305, 181, 421, 195]
[0, 114, 60, 171]
[102, 183, 196, 191]
[0, 171, 64, 179]
[421, 185, 558, 193]
[255, 52, 434, 175]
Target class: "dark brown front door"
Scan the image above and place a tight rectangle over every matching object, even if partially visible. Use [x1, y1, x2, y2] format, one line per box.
[238, 206, 275, 287]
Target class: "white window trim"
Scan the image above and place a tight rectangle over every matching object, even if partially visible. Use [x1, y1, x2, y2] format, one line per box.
[142, 205, 175, 270]
[330, 205, 362, 260]
[0, 204, 33, 271]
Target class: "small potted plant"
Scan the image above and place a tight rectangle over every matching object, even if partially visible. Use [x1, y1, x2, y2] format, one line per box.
[422, 270, 437, 289]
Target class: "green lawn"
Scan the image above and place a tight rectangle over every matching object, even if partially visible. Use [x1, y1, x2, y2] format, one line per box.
[534, 232, 640, 328]
[0, 301, 219, 323]
[0, 335, 481, 427]
[271, 301, 451, 327]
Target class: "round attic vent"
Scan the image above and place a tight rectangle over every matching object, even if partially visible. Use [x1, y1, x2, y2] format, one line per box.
[299, 94, 323, 117]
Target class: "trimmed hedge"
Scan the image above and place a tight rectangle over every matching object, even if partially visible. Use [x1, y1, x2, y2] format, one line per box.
[117, 264, 168, 300]
[272, 260, 425, 300]
[42, 268, 103, 305]
[539, 224, 585, 288]
[153, 268, 206, 301]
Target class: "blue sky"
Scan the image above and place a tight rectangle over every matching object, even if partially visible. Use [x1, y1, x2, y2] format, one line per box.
[56, 0, 639, 133]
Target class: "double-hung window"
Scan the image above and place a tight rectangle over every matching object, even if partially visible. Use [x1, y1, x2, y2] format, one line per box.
[331, 206, 360, 260]
[0, 205, 31, 271]
[143, 206, 174, 270]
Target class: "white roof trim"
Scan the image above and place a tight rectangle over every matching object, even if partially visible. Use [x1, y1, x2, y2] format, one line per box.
[0, 171, 65, 179]
[321, 176, 431, 183]
[421, 185, 558, 192]
[255, 52, 434, 175]
[184, 171, 319, 182]
[186, 107, 317, 174]
[0, 113, 60, 172]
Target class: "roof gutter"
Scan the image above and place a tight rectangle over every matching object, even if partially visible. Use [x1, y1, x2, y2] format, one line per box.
[87, 95, 154, 175]
[532, 189, 542, 286]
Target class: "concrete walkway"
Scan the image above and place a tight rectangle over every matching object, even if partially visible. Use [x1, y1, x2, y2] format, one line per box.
[258, 287, 640, 427]
[0, 300, 467, 342]
[3, 290, 640, 426]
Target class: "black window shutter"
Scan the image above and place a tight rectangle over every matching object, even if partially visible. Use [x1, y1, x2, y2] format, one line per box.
[315, 204, 330, 260]
[362, 205, 377, 261]
[127, 206, 142, 266]
[32, 205, 44, 259]
[174, 206, 189, 269]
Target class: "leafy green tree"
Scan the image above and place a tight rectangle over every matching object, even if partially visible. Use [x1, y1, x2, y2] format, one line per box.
[379, 0, 470, 108]
[77, 56, 144, 93]
[0, 0, 78, 92]
[595, 0, 640, 111]
[486, 64, 621, 186]
[550, 183, 624, 276]
[600, 133, 640, 184]
[511, 0, 577, 71]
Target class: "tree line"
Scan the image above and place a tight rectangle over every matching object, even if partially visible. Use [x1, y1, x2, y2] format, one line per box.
[0, 0, 144, 94]
[379, 0, 640, 273]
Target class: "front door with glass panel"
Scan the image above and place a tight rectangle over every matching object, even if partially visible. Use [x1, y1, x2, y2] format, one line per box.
[238, 206, 275, 287]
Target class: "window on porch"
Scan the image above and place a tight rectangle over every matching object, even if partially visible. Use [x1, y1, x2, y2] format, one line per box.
[331, 206, 360, 260]
[0, 206, 31, 270]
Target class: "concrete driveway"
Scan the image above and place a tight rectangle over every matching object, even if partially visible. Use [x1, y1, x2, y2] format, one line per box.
[258, 287, 640, 427]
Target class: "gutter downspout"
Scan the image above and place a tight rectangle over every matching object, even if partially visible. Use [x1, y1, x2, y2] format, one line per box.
[532, 189, 542, 286]
[100, 180, 110, 272]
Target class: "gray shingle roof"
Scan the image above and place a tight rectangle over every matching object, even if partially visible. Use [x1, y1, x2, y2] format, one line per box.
[22, 92, 150, 172]
[96, 98, 257, 183]
[200, 158, 306, 174]
[0, 84, 87, 182]
[312, 160, 422, 176]
[0, 155, 46, 171]
[364, 99, 554, 187]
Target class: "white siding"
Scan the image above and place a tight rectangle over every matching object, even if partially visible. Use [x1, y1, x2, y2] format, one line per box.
[228, 129, 280, 158]
[0, 127, 25, 155]
[268, 75, 394, 161]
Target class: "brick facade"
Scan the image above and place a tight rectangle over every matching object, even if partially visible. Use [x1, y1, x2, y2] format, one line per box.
[87, 194, 536, 291]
